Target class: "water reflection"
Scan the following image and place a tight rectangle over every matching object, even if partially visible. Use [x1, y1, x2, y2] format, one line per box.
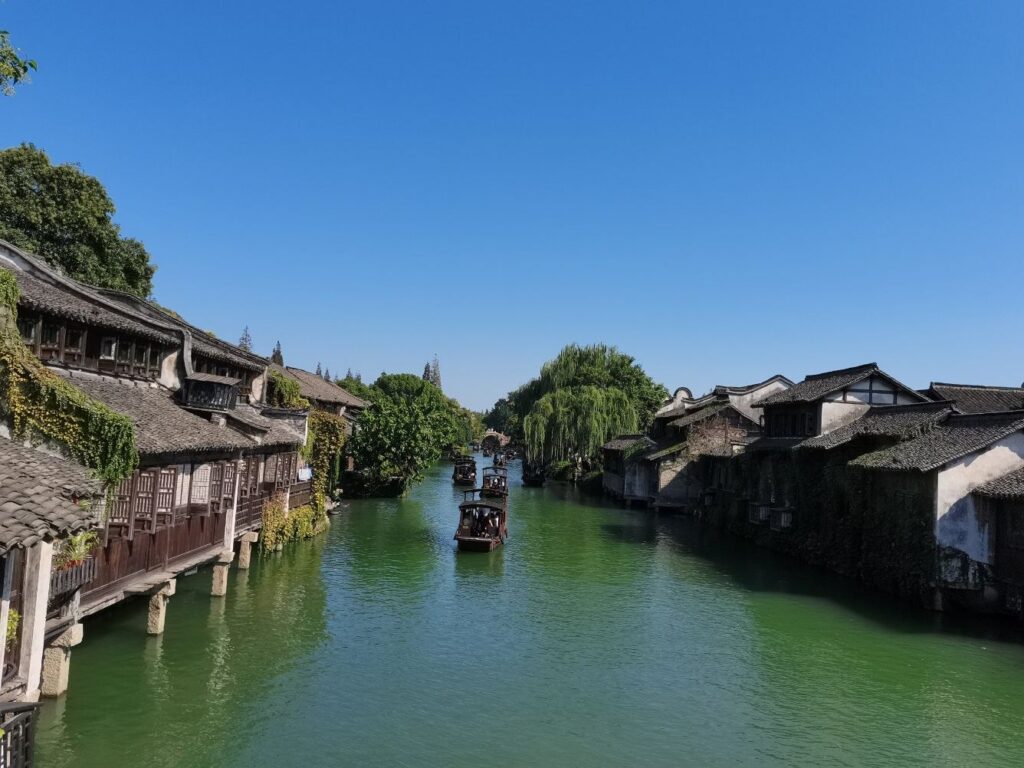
[36, 457, 1024, 768]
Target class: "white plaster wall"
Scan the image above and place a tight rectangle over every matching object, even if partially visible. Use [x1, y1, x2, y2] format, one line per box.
[819, 401, 870, 434]
[159, 349, 182, 391]
[624, 462, 653, 500]
[935, 431, 1024, 565]
[250, 370, 267, 403]
[730, 379, 790, 423]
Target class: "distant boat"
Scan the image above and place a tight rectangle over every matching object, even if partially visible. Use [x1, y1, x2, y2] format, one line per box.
[493, 452, 507, 468]
[452, 457, 477, 486]
[454, 489, 508, 551]
[481, 466, 509, 499]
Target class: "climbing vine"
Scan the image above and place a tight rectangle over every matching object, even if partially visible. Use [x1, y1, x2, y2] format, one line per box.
[305, 409, 348, 511]
[266, 369, 309, 409]
[259, 495, 328, 552]
[0, 271, 137, 484]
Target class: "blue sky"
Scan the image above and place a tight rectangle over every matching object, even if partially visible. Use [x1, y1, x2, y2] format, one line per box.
[3, 1, 1023, 410]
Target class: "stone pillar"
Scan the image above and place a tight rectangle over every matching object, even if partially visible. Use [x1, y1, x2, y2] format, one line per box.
[147, 579, 176, 636]
[237, 532, 259, 570]
[19, 540, 54, 700]
[40, 623, 83, 698]
[223, 457, 244, 549]
[211, 550, 234, 597]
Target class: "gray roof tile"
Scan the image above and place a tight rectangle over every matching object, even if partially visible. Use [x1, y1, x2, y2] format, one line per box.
[926, 383, 1024, 414]
[0, 438, 102, 550]
[798, 401, 954, 451]
[852, 411, 1024, 472]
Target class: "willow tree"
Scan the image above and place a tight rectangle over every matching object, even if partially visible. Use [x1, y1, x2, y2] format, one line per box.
[523, 385, 639, 465]
[493, 344, 665, 465]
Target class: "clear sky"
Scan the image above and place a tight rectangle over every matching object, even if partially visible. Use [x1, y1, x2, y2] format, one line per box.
[3, 1, 1023, 410]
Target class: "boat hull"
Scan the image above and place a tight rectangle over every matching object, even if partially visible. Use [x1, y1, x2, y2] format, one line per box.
[455, 536, 502, 552]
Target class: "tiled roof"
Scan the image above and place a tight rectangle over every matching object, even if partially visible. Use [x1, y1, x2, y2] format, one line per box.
[798, 401, 954, 451]
[926, 383, 1024, 414]
[669, 402, 757, 430]
[271, 365, 368, 408]
[645, 440, 689, 461]
[64, 374, 253, 457]
[228, 404, 305, 448]
[0, 438, 102, 551]
[8, 268, 177, 345]
[602, 434, 652, 451]
[756, 363, 880, 406]
[974, 467, 1024, 500]
[852, 411, 1024, 472]
[95, 288, 266, 373]
[745, 436, 804, 452]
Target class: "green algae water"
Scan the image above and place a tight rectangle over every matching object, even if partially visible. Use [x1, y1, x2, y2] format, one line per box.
[37, 455, 1024, 767]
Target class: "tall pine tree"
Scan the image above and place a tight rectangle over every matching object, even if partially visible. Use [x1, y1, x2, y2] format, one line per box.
[270, 341, 284, 366]
[238, 326, 253, 351]
[431, 355, 442, 391]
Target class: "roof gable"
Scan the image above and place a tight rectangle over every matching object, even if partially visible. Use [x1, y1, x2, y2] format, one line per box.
[756, 363, 926, 407]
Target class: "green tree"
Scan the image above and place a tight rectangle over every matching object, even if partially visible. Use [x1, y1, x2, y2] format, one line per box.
[348, 374, 459, 495]
[491, 344, 667, 465]
[337, 373, 375, 402]
[238, 326, 253, 351]
[0, 144, 155, 296]
[0, 31, 35, 96]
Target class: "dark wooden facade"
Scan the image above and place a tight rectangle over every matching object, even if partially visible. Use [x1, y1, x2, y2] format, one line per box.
[17, 310, 168, 380]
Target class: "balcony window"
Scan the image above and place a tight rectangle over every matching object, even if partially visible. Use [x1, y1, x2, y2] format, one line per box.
[17, 317, 36, 345]
[65, 328, 84, 352]
[41, 323, 60, 348]
[100, 337, 117, 361]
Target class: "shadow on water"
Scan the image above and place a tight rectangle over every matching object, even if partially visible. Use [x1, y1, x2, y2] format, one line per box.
[597, 508, 1024, 645]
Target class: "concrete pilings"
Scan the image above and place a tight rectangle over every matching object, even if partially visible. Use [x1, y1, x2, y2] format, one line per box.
[41, 623, 83, 698]
[147, 579, 176, 636]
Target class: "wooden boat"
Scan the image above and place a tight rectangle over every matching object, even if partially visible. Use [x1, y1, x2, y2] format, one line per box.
[454, 489, 508, 551]
[452, 456, 477, 486]
[481, 466, 508, 498]
[492, 452, 507, 468]
[482, 448, 492, 458]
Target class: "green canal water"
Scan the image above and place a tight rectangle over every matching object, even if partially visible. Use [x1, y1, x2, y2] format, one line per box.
[37, 455, 1024, 767]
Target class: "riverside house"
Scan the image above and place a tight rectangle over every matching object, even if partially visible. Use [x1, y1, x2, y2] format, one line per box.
[0, 239, 312, 698]
[851, 410, 1024, 612]
[644, 376, 792, 510]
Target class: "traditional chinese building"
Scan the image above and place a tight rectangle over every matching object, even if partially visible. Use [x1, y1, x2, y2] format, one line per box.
[0, 239, 310, 697]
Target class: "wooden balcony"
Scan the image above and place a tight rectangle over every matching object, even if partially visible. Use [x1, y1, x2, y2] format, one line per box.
[49, 558, 97, 602]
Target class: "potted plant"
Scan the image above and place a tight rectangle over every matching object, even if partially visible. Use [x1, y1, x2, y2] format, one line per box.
[53, 530, 100, 571]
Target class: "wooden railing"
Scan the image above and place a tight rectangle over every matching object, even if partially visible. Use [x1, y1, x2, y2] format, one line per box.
[289, 481, 312, 509]
[0, 703, 40, 768]
[235, 494, 267, 533]
[49, 558, 97, 602]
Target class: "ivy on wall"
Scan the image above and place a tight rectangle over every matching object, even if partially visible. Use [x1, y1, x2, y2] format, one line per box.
[259, 495, 328, 552]
[305, 409, 348, 511]
[266, 369, 309, 409]
[0, 270, 137, 484]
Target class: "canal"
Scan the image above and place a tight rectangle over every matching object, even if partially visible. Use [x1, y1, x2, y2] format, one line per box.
[38, 455, 1024, 767]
